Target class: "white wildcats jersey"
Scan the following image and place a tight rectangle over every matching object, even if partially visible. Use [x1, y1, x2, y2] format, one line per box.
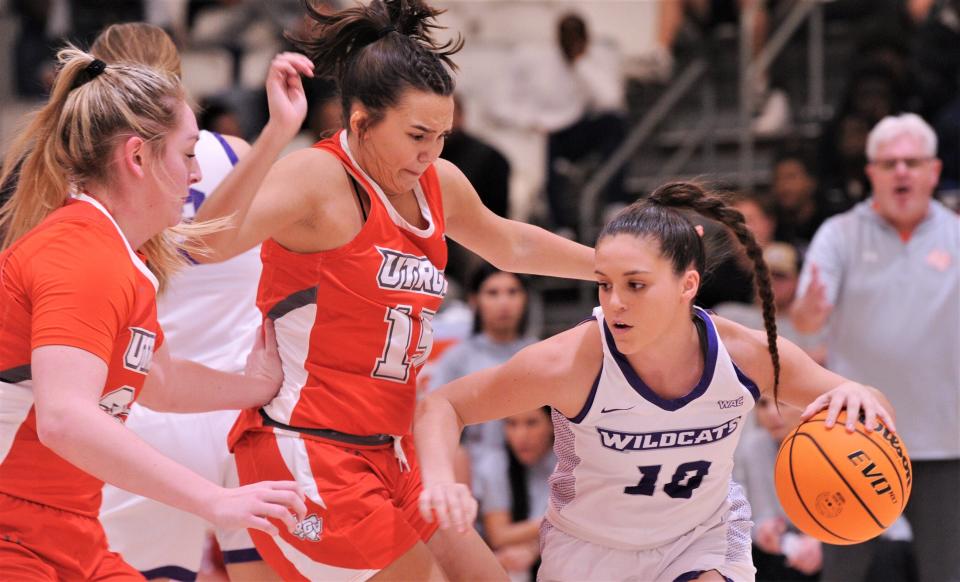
[547, 306, 760, 550]
[158, 130, 262, 372]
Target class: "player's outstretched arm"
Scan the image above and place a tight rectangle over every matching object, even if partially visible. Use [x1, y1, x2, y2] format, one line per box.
[138, 320, 283, 413]
[716, 316, 896, 434]
[193, 52, 314, 261]
[415, 323, 600, 532]
[32, 345, 306, 535]
[437, 159, 596, 281]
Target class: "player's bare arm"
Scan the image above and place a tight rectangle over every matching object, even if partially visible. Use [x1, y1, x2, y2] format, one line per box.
[31, 345, 306, 535]
[138, 321, 283, 413]
[415, 322, 600, 532]
[437, 158, 596, 281]
[714, 315, 894, 432]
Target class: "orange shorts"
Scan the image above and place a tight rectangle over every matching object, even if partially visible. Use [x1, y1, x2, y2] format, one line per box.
[233, 430, 438, 581]
[0, 492, 143, 581]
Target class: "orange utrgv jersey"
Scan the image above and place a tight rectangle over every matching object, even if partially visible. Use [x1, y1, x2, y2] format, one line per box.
[0, 195, 163, 518]
[230, 130, 448, 441]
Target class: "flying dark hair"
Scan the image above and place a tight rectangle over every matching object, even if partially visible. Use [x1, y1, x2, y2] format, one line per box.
[599, 182, 781, 399]
[291, 0, 462, 131]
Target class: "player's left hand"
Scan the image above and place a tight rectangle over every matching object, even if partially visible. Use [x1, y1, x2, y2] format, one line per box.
[800, 381, 896, 433]
[244, 319, 284, 404]
[264, 52, 314, 141]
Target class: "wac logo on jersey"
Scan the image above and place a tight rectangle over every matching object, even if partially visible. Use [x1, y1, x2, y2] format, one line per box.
[123, 327, 156, 374]
[376, 247, 447, 298]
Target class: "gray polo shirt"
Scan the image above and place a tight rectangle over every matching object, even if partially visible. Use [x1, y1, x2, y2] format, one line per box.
[798, 199, 960, 460]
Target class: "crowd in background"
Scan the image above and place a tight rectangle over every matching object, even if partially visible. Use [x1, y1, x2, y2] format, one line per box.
[2, 1, 958, 581]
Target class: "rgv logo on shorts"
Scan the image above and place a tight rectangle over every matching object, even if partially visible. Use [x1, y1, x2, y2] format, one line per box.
[123, 327, 156, 374]
[293, 514, 323, 542]
[376, 247, 447, 297]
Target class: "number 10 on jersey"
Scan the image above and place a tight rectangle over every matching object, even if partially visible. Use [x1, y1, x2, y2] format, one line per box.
[372, 305, 436, 383]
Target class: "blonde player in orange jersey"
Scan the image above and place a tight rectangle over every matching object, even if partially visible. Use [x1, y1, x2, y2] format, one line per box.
[0, 48, 307, 581]
[188, 0, 595, 579]
[89, 23, 311, 581]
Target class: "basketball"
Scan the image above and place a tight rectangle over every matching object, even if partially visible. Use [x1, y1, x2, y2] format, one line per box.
[774, 409, 912, 545]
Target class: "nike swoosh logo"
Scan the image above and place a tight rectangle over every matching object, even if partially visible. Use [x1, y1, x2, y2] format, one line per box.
[600, 406, 636, 414]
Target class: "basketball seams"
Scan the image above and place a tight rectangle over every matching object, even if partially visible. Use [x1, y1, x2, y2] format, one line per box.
[802, 418, 907, 511]
[784, 433, 857, 544]
[791, 431, 888, 530]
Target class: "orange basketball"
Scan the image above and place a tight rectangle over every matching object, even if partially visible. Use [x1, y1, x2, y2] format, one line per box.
[774, 409, 912, 545]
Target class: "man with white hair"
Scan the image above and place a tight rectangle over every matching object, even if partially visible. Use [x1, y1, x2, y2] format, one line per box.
[792, 113, 959, 582]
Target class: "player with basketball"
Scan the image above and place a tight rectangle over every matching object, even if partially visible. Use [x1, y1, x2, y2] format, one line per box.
[188, 0, 594, 579]
[415, 182, 897, 581]
[87, 23, 313, 580]
[0, 48, 307, 580]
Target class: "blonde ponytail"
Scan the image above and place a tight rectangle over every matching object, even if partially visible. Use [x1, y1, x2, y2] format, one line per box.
[0, 45, 210, 290]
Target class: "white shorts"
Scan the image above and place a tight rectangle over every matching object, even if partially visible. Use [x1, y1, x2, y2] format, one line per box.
[538, 483, 755, 582]
[101, 406, 257, 580]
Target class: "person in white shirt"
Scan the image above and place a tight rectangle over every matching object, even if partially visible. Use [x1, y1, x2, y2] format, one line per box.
[495, 12, 627, 233]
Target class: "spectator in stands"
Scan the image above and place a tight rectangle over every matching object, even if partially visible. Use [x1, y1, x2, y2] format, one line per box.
[12, 0, 58, 97]
[792, 113, 958, 582]
[716, 241, 825, 362]
[440, 96, 512, 285]
[443, 95, 511, 220]
[819, 112, 872, 207]
[655, 0, 789, 134]
[427, 264, 536, 466]
[493, 12, 627, 234]
[771, 144, 834, 248]
[472, 406, 555, 582]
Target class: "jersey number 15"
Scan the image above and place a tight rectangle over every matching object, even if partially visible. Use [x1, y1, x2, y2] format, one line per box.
[372, 305, 436, 383]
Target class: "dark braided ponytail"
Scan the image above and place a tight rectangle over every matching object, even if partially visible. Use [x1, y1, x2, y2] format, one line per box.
[290, 0, 463, 130]
[599, 182, 781, 399]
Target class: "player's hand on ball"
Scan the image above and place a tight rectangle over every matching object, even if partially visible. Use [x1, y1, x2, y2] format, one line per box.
[419, 482, 477, 533]
[208, 480, 307, 536]
[800, 381, 896, 433]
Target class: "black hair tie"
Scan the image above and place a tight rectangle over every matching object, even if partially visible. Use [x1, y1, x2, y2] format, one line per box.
[377, 25, 397, 39]
[71, 59, 107, 90]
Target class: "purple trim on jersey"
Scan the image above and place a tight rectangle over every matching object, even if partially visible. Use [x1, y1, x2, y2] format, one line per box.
[731, 362, 761, 402]
[576, 315, 598, 327]
[141, 565, 197, 581]
[549, 409, 582, 511]
[602, 308, 718, 411]
[567, 371, 602, 424]
[222, 547, 263, 564]
[211, 131, 239, 166]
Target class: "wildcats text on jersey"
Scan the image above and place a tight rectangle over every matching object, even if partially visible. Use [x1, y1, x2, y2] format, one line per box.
[376, 247, 447, 297]
[597, 416, 741, 452]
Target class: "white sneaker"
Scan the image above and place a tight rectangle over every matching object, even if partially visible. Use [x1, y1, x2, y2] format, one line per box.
[752, 89, 791, 137]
